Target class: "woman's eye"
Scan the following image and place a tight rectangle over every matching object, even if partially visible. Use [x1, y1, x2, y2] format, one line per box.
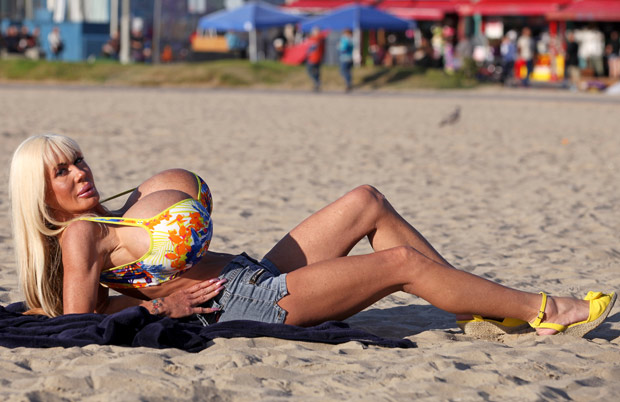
[74, 157, 84, 164]
[55, 167, 68, 177]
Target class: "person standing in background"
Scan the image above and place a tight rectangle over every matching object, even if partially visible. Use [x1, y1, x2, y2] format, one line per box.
[578, 25, 604, 77]
[17, 26, 33, 54]
[608, 31, 620, 56]
[305, 27, 325, 92]
[5, 26, 21, 54]
[500, 30, 517, 85]
[338, 29, 354, 92]
[47, 26, 63, 60]
[101, 31, 120, 59]
[130, 27, 146, 62]
[564, 31, 580, 87]
[517, 27, 535, 86]
[605, 31, 620, 78]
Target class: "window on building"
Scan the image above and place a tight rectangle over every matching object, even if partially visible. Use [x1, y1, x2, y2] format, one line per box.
[188, 0, 207, 14]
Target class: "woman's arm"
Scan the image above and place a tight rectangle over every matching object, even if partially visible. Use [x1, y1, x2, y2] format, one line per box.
[61, 220, 107, 315]
[94, 288, 146, 314]
[96, 279, 226, 318]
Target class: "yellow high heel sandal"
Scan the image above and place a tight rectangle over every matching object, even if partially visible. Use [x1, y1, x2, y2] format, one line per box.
[529, 291, 617, 337]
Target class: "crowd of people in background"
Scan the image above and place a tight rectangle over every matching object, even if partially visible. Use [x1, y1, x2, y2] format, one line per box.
[0, 24, 65, 61]
[0, 25, 44, 59]
[3, 16, 620, 93]
[239, 21, 619, 91]
[100, 23, 151, 62]
[0, 22, 153, 63]
[290, 21, 620, 91]
[422, 23, 620, 88]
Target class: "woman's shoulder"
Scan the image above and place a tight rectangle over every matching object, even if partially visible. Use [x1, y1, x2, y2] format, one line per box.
[60, 219, 108, 249]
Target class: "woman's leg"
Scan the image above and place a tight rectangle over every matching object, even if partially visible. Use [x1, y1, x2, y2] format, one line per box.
[278, 246, 589, 334]
[264, 185, 453, 273]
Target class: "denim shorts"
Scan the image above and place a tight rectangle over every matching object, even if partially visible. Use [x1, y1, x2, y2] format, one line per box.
[194, 252, 289, 326]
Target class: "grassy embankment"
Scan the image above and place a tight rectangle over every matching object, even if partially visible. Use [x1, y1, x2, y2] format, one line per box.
[0, 58, 478, 90]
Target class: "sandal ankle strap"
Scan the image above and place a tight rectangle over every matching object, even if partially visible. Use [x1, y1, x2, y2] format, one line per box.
[532, 292, 548, 326]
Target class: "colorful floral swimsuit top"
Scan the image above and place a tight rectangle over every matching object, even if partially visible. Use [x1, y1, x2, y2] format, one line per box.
[79, 173, 213, 289]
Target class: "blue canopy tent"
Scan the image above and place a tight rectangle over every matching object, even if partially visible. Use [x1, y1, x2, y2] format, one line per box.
[197, 2, 305, 62]
[300, 4, 414, 66]
[299, 4, 413, 32]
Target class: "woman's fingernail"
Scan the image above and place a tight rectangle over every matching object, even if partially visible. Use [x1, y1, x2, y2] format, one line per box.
[208, 278, 218, 284]
[215, 286, 224, 292]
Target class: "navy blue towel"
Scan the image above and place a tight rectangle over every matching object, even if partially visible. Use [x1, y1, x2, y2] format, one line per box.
[0, 303, 415, 352]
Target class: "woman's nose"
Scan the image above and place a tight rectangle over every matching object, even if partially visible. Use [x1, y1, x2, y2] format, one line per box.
[73, 165, 87, 180]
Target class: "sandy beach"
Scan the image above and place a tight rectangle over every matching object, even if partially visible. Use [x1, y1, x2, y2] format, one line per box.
[1, 83, 619, 400]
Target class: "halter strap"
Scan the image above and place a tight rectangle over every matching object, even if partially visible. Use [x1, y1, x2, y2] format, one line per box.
[100, 188, 136, 204]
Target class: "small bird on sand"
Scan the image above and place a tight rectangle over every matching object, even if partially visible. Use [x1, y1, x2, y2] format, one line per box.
[439, 106, 461, 127]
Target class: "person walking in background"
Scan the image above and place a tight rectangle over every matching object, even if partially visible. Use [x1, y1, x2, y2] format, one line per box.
[29, 28, 45, 60]
[17, 26, 33, 54]
[338, 29, 354, 92]
[305, 27, 325, 92]
[564, 30, 580, 87]
[47, 26, 63, 60]
[101, 31, 120, 59]
[271, 30, 287, 60]
[500, 30, 517, 85]
[605, 31, 620, 78]
[225, 31, 248, 59]
[517, 27, 535, 86]
[581, 25, 605, 77]
[130, 27, 146, 62]
[5, 26, 21, 54]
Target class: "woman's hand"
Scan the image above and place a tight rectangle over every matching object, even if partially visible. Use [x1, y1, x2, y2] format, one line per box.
[146, 278, 226, 318]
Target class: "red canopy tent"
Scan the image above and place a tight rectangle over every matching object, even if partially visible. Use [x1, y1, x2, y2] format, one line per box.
[285, 0, 460, 20]
[547, 0, 620, 21]
[456, 0, 570, 17]
[285, 1, 620, 24]
[284, 0, 375, 14]
[376, 1, 459, 21]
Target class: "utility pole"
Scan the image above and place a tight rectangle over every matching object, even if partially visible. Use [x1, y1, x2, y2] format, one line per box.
[25, 0, 33, 20]
[120, 0, 130, 64]
[153, 0, 162, 64]
[110, 0, 118, 36]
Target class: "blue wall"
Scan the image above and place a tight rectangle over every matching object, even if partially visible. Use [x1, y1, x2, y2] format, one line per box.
[34, 9, 109, 61]
[38, 22, 109, 61]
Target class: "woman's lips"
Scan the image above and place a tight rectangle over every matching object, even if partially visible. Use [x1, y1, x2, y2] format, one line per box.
[77, 183, 96, 198]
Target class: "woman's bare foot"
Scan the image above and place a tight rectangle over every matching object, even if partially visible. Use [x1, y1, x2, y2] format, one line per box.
[529, 295, 590, 335]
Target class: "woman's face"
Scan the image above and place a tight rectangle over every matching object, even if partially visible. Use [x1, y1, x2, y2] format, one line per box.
[45, 154, 100, 221]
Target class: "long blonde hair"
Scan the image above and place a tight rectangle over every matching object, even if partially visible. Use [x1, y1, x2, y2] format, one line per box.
[9, 134, 83, 317]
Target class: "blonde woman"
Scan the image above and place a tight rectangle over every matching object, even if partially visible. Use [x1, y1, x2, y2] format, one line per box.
[9, 134, 615, 337]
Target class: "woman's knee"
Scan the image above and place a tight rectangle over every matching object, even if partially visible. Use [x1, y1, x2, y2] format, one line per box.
[372, 246, 425, 286]
[346, 185, 388, 215]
